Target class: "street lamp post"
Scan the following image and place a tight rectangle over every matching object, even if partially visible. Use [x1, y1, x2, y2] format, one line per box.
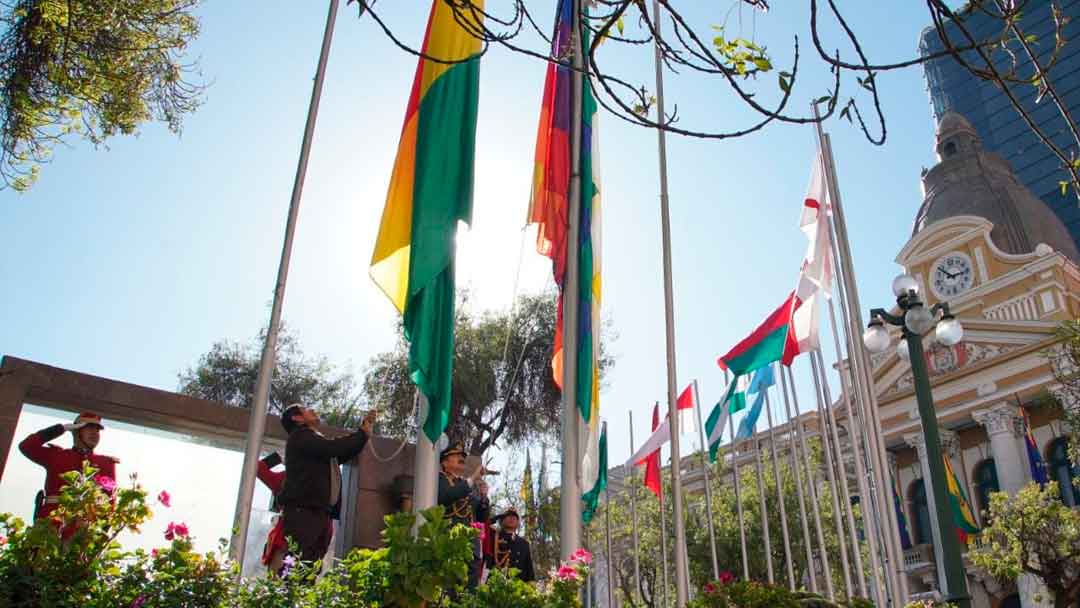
[862, 274, 970, 608]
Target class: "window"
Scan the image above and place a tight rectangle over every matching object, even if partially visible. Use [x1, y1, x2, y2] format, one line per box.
[1048, 438, 1080, 507]
[910, 479, 933, 545]
[944, 141, 958, 157]
[974, 459, 1000, 519]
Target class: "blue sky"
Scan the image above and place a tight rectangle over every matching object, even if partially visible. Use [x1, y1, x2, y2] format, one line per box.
[1, 1, 943, 527]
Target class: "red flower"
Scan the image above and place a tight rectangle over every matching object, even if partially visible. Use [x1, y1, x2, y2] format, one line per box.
[557, 564, 579, 581]
[157, 491, 171, 507]
[151, 548, 159, 558]
[95, 475, 117, 493]
[164, 521, 189, 541]
[570, 548, 593, 565]
[718, 570, 736, 585]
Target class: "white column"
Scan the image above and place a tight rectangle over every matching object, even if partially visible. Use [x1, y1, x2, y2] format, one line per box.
[972, 403, 1048, 608]
[904, 429, 957, 595]
[971, 404, 1027, 494]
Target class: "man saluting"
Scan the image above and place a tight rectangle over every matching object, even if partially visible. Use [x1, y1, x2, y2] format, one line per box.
[19, 412, 119, 530]
[276, 403, 375, 568]
[438, 442, 489, 589]
[488, 507, 535, 582]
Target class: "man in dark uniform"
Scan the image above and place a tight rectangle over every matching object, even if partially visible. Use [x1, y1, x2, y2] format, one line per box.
[19, 412, 119, 534]
[276, 403, 375, 568]
[437, 442, 489, 589]
[488, 507, 535, 582]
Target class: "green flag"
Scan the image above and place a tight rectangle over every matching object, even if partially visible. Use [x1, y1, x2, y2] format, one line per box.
[582, 422, 608, 524]
[705, 374, 751, 462]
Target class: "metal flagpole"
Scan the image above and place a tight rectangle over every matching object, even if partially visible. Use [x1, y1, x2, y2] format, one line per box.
[763, 367, 795, 589]
[814, 348, 867, 598]
[692, 380, 720, 581]
[787, 365, 835, 599]
[659, 462, 671, 608]
[811, 105, 907, 603]
[729, 415, 750, 582]
[649, 1, 689, 602]
[413, 393, 438, 515]
[810, 354, 854, 598]
[752, 433, 774, 584]
[725, 370, 749, 582]
[229, 0, 339, 567]
[629, 411, 642, 605]
[560, 0, 585, 560]
[779, 365, 818, 593]
[826, 298, 887, 606]
[605, 475, 614, 608]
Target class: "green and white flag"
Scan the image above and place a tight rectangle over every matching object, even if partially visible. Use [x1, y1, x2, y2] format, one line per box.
[582, 421, 608, 524]
[704, 375, 751, 462]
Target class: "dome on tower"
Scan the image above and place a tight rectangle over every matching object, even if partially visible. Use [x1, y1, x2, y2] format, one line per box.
[913, 112, 1080, 263]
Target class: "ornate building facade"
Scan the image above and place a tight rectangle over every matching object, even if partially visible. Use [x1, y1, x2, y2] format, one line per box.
[872, 112, 1080, 607]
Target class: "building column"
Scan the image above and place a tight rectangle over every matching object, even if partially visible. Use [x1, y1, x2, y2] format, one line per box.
[972, 403, 1048, 608]
[905, 429, 957, 596]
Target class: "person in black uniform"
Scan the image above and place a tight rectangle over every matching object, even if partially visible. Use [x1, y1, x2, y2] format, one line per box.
[437, 442, 489, 589]
[488, 507, 535, 582]
[276, 403, 375, 568]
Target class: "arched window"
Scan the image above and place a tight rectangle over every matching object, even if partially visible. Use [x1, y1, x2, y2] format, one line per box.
[974, 459, 1000, 519]
[943, 141, 958, 157]
[1047, 438, 1080, 507]
[910, 479, 933, 546]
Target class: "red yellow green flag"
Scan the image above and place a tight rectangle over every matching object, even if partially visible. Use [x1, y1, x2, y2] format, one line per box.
[943, 454, 979, 540]
[370, 0, 484, 442]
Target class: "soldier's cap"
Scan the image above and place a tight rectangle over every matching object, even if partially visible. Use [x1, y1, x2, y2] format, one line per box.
[439, 442, 467, 461]
[73, 412, 104, 430]
[495, 507, 520, 522]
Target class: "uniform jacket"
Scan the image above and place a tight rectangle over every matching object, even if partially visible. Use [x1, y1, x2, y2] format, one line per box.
[438, 472, 490, 528]
[19, 424, 118, 521]
[487, 531, 536, 582]
[277, 426, 368, 511]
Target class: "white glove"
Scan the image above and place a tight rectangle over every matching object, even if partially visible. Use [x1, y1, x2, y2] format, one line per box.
[63, 422, 87, 432]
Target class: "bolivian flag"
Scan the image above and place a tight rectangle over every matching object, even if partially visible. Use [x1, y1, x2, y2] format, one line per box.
[943, 454, 979, 541]
[370, 0, 484, 443]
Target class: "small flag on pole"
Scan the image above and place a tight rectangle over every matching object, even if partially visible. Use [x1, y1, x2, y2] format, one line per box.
[735, 366, 776, 440]
[704, 375, 751, 462]
[717, 295, 800, 375]
[892, 473, 913, 550]
[644, 404, 663, 499]
[1020, 404, 1049, 486]
[943, 455, 979, 541]
[582, 422, 608, 524]
[677, 382, 696, 436]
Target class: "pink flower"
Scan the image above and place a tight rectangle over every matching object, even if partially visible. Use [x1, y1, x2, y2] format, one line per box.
[470, 522, 487, 543]
[0, 535, 6, 546]
[129, 595, 146, 608]
[570, 548, 592, 564]
[718, 570, 735, 585]
[95, 475, 117, 493]
[704, 583, 716, 594]
[164, 521, 189, 541]
[151, 548, 159, 558]
[157, 491, 171, 507]
[557, 564, 579, 581]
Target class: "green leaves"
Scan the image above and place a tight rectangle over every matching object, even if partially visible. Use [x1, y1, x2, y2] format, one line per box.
[711, 27, 773, 79]
[0, 0, 207, 190]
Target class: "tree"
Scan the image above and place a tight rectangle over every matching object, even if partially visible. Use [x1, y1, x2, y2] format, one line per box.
[177, 324, 367, 429]
[1044, 319, 1080, 467]
[0, 0, 206, 191]
[361, 291, 614, 455]
[969, 482, 1080, 608]
[592, 439, 860, 607]
[359, 0, 1080, 202]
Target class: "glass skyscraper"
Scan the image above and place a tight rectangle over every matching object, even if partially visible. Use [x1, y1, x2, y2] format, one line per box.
[920, 0, 1080, 251]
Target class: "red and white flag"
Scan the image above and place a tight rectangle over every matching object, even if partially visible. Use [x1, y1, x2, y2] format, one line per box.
[787, 151, 833, 362]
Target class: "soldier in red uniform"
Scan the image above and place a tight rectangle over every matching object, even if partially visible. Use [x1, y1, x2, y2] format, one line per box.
[18, 412, 119, 531]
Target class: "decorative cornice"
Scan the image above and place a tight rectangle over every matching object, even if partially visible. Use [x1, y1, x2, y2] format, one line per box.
[904, 429, 957, 458]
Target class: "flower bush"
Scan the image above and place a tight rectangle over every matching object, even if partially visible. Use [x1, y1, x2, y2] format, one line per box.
[690, 574, 877, 608]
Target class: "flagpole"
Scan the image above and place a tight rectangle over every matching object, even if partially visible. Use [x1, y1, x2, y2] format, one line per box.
[605, 461, 614, 608]
[649, 1, 689, 602]
[787, 365, 835, 599]
[659, 459, 671, 608]
[751, 433, 775, 584]
[826, 298, 886, 606]
[413, 393, 438, 515]
[725, 371, 750, 582]
[779, 365, 818, 593]
[763, 368, 795, 589]
[229, 0, 339, 568]
[560, 0, 585, 561]
[812, 105, 908, 603]
[692, 380, 720, 581]
[815, 349, 865, 596]
[628, 411, 642, 605]
[810, 354, 854, 598]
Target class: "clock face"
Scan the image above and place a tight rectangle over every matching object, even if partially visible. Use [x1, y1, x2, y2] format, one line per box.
[931, 252, 974, 298]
